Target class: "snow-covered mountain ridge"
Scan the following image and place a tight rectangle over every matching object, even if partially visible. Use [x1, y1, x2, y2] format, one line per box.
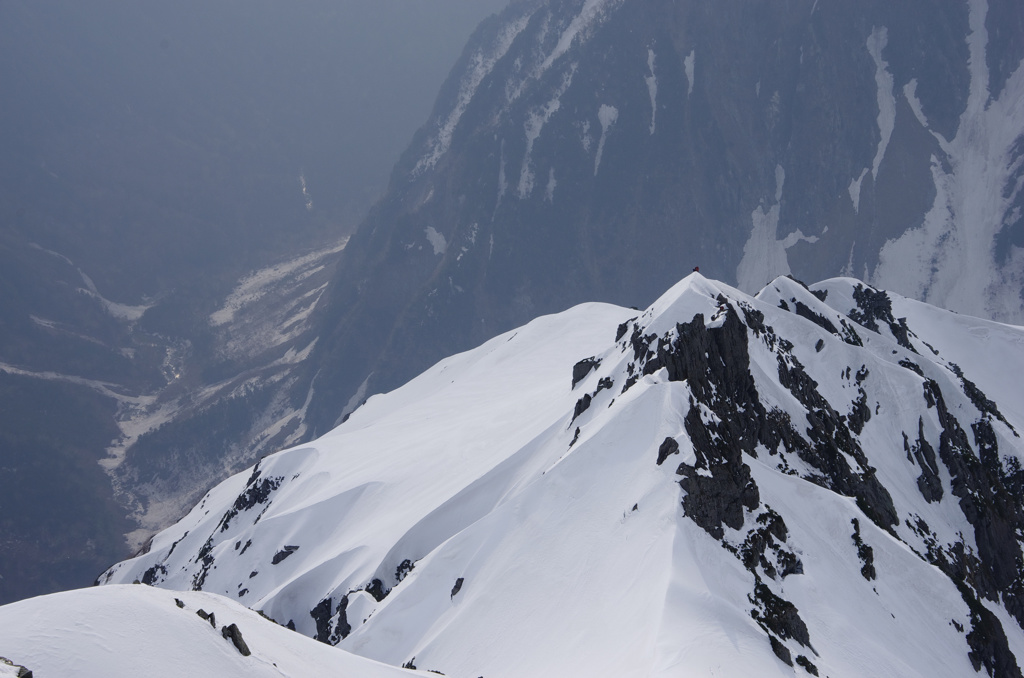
[88, 273, 1024, 677]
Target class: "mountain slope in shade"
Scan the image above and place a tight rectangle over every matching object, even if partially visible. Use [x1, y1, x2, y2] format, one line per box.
[102, 274, 1024, 677]
[302, 0, 1024, 438]
[0, 585, 421, 678]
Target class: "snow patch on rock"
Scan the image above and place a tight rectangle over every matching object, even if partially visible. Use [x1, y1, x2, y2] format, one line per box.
[867, 26, 896, 181]
[519, 68, 576, 198]
[594, 104, 619, 176]
[425, 227, 448, 256]
[848, 168, 869, 214]
[684, 49, 696, 97]
[737, 166, 821, 291]
[645, 48, 658, 134]
[871, 0, 1024, 322]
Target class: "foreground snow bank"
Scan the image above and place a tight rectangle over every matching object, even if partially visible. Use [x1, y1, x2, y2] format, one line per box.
[0, 585, 416, 678]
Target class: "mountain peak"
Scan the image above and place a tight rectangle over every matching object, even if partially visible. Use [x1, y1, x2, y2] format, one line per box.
[94, 274, 1024, 677]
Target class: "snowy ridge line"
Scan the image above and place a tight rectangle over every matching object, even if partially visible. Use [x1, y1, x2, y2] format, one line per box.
[0, 586, 422, 678]
[100, 273, 1024, 677]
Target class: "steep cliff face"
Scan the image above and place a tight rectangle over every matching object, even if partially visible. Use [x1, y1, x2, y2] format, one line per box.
[102, 274, 1024, 677]
[305, 0, 1024, 435]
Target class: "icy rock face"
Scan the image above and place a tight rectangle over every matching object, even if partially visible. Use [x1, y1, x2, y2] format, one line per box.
[302, 0, 1024, 441]
[102, 274, 1024, 677]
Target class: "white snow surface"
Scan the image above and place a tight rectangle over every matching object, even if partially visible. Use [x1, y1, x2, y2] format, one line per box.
[100, 273, 1024, 677]
[0, 586, 417, 678]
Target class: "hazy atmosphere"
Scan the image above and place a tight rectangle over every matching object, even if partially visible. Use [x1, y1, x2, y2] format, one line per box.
[2, 1, 1024, 676]
[0, 0, 507, 604]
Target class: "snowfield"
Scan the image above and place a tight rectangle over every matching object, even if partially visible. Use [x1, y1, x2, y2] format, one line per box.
[0, 585, 417, 678]
[7, 273, 1024, 676]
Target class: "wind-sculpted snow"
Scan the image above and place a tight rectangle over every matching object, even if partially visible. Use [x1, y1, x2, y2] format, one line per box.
[0, 585, 420, 678]
[102, 274, 1024, 676]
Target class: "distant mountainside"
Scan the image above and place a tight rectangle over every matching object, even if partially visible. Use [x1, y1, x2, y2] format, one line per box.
[101, 274, 1024, 677]
[302, 0, 1024, 439]
[0, 0, 507, 604]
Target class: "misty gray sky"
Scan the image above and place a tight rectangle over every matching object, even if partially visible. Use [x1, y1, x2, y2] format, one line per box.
[0, 0, 509, 293]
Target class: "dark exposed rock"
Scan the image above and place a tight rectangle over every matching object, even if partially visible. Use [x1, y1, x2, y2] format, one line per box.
[221, 623, 251, 657]
[272, 545, 299, 565]
[615, 321, 630, 343]
[769, 634, 793, 666]
[402, 659, 417, 670]
[166, 531, 189, 558]
[573, 375, 615, 423]
[850, 519, 876, 581]
[310, 597, 333, 644]
[738, 508, 802, 581]
[899, 359, 925, 376]
[217, 465, 284, 533]
[365, 578, 389, 602]
[847, 388, 871, 435]
[572, 393, 592, 422]
[948, 363, 1016, 434]
[749, 579, 813, 650]
[795, 654, 820, 676]
[311, 594, 351, 645]
[775, 350, 897, 533]
[239, 539, 252, 555]
[192, 536, 216, 590]
[571, 357, 601, 388]
[925, 378, 1024, 626]
[141, 564, 167, 586]
[174, 598, 185, 608]
[451, 577, 464, 598]
[849, 285, 917, 352]
[656, 437, 679, 466]
[906, 418, 943, 503]
[792, 300, 838, 336]
[196, 609, 216, 628]
[814, 339, 824, 353]
[396, 559, 415, 583]
[956, 580, 1023, 678]
[0, 658, 32, 678]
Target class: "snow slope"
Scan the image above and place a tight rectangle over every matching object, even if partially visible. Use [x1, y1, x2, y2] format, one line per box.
[0, 585, 418, 678]
[99, 274, 1024, 676]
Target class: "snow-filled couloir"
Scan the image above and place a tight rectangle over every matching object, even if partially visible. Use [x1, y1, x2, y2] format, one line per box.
[97, 273, 1024, 677]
